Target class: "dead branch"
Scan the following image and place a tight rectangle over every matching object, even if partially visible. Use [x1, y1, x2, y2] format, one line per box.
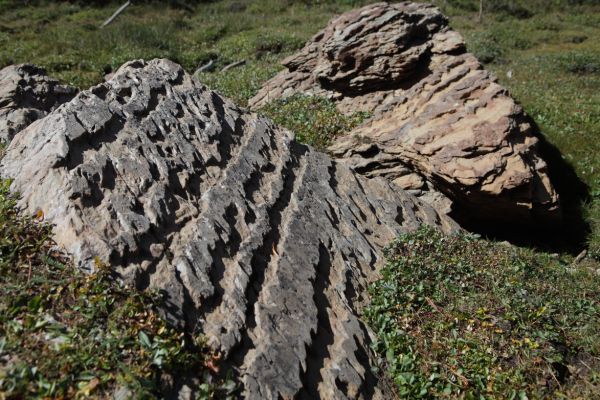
[221, 60, 246, 72]
[101, 1, 132, 28]
[173, 0, 195, 13]
[194, 59, 215, 75]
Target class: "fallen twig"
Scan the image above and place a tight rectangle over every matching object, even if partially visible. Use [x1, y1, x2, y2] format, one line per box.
[221, 60, 246, 72]
[101, 1, 131, 28]
[573, 249, 587, 265]
[425, 296, 450, 318]
[194, 59, 215, 75]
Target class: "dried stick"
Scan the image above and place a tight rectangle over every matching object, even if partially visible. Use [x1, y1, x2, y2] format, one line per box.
[194, 59, 215, 75]
[101, 1, 132, 28]
[221, 60, 246, 72]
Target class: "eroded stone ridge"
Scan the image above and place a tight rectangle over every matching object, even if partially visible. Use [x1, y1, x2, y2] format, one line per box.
[250, 2, 560, 225]
[0, 64, 77, 143]
[1, 59, 457, 399]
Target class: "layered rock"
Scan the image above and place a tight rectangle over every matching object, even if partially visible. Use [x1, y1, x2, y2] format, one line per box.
[0, 59, 457, 399]
[0, 64, 77, 143]
[250, 2, 560, 225]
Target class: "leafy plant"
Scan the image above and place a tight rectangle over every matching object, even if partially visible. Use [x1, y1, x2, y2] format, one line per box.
[557, 51, 600, 75]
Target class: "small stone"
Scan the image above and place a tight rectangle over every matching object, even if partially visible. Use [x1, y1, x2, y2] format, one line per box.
[113, 386, 132, 400]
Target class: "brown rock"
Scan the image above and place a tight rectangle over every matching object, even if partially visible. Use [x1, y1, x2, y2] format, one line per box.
[250, 2, 560, 225]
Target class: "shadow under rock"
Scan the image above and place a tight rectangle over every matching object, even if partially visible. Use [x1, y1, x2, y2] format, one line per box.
[451, 117, 591, 255]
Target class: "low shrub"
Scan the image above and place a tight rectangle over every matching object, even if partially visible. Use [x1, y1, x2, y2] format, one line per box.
[366, 226, 600, 399]
[259, 94, 370, 151]
[558, 52, 600, 75]
[466, 31, 504, 63]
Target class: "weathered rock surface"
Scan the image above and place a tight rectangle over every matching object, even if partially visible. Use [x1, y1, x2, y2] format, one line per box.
[1, 59, 458, 399]
[250, 2, 561, 225]
[0, 64, 77, 143]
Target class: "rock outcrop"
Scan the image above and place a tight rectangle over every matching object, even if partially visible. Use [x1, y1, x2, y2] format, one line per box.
[0, 59, 458, 399]
[0, 64, 77, 143]
[250, 2, 561, 225]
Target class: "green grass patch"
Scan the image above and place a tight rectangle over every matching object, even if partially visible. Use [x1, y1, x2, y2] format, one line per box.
[196, 58, 283, 106]
[0, 179, 235, 398]
[0, 1, 369, 90]
[259, 94, 370, 150]
[366, 226, 600, 399]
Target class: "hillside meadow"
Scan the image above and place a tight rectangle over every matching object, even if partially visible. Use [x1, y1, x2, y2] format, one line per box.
[0, 0, 599, 398]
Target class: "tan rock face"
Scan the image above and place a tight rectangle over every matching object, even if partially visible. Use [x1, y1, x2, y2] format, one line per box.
[250, 1, 561, 225]
[1, 59, 458, 399]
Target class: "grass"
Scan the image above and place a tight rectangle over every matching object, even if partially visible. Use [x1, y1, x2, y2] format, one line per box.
[366, 226, 600, 399]
[1, 0, 600, 398]
[0, 179, 236, 399]
[0, 0, 369, 97]
[260, 94, 370, 150]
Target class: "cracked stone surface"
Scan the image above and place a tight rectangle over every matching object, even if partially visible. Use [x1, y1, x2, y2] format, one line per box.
[250, 1, 561, 225]
[0, 64, 77, 143]
[1, 59, 458, 399]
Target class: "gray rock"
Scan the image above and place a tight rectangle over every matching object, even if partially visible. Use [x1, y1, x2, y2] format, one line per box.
[0, 59, 458, 399]
[0, 64, 77, 143]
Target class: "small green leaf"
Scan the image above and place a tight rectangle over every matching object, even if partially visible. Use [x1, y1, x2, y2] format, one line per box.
[139, 331, 152, 349]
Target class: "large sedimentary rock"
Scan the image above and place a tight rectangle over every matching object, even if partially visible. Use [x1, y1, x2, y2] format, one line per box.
[250, 2, 560, 225]
[1, 59, 457, 399]
[0, 64, 77, 143]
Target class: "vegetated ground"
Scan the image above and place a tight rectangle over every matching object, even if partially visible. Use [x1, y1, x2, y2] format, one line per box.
[0, 0, 599, 398]
[0, 180, 235, 397]
[367, 227, 600, 399]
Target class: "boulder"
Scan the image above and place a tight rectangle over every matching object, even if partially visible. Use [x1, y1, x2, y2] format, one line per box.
[0, 59, 458, 399]
[0, 64, 77, 143]
[250, 2, 561, 226]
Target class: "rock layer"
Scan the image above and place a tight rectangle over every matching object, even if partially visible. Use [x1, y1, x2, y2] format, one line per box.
[1, 59, 457, 399]
[250, 2, 561, 225]
[0, 64, 77, 143]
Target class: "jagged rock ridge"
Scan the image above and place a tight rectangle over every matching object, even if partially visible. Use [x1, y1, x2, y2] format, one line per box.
[250, 1, 561, 226]
[0, 64, 77, 143]
[0, 59, 458, 399]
